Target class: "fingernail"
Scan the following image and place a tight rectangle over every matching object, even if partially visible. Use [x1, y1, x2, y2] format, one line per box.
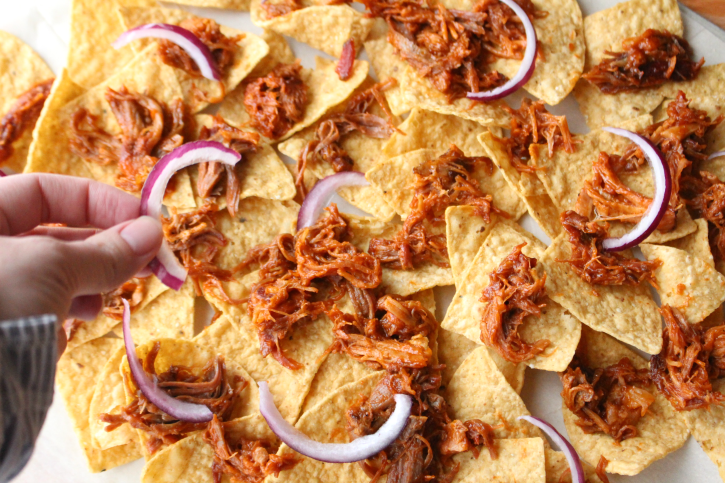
[120, 216, 163, 256]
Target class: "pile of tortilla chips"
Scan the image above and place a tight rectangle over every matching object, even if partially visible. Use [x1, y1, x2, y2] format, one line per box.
[3, 0, 725, 481]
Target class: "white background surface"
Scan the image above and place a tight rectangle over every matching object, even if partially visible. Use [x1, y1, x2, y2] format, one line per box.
[4, 0, 725, 481]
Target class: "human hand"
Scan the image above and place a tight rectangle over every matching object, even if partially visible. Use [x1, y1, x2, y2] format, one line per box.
[0, 173, 163, 350]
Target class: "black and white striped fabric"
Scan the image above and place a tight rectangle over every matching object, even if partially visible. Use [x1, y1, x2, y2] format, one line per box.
[0, 315, 57, 483]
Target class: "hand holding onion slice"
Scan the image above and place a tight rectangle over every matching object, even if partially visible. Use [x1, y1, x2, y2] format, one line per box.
[122, 299, 213, 423]
[518, 416, 584, 483]
[297, 171, 369, 229]
[600, 127, 671, 251]
[466, 0, 537, 102]
[140, 140, 241, 290]
[112, 23, 221, 81]
[258, 381, 412, 463]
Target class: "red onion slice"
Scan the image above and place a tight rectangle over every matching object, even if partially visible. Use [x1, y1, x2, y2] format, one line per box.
[140, 140, 241, 290]
[258, 381, 412, 463]
[112, 23, 221, 81]
[122, 299, 213, 423]
[466, 0, 537, 102]
[0, 169, 6, 178]
[336, 39, 356, 81]
[709, 151, 725, 161]
[518, 416, 584, 483]
[297, 171, 369, 229]
[600, 128, 672, 251]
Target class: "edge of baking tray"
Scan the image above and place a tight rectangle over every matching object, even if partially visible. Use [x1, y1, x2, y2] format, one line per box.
[680, 3, 725, 41]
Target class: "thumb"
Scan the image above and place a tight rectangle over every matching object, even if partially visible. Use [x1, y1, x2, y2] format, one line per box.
[62, 216, 163, 296]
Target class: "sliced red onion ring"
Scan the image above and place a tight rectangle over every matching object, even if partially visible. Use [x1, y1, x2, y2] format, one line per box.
[466, 0, 537, 102]
[122, 299, 213, 423]
[297, 171, 369, 229]
[140, 140, 241, 290]
[259, 381, 411, 463]
[112, 23, 220, 81]
[518, 416, 584, 483]
[600, 127, 671, 251]
[709, 151, 725, 161]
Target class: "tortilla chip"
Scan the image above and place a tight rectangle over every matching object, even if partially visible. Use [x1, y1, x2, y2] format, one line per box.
[545, 448, 604, 483]
[664, 218, 715, 267]
[540, 233, 662, 354]
[250, 1, 373, 58]
[452, 438, 547, 483]
[640, 244, 725, 324]
[446, 206, 498, 287]
[683, 378, 725, 481]
[442, 219, 581, 371]
[218, 57, 369, 144]
[572, 0, 683, 129]
[140, 413, 274, 483]
[562, 327, 689, 475]
[56, 338, 142, 472]
[167, 0, 251, 10]
[659, 64, 725, 103]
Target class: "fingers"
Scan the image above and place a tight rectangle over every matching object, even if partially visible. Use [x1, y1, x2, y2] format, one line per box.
[0, 173, 141, 236]
[68, 294, 104, 321]
[20, 226, 101, 241]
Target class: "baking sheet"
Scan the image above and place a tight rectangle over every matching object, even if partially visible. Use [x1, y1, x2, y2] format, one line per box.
[5, 0, 725, 481]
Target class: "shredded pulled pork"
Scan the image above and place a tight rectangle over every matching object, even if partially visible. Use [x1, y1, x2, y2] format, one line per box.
[596, 456, 611, 483]
[197, 115, 260, 217]
[558, 210, 661, 287]
[362, 0, 542, 101]
[336, 39, 356, 81]
[241, 205, 382, 370]
[328, 294, 437, 371]
[0, 78, 54, 164]
[203, 415, 299, 483]
[560, 355, 655, 442]
[369, 144, 508, 270]
[583, 29, 703, 94]
[296, 79, 397, 197]
[480, 243, 550, 363]
[690, 172, 725, 262]
[102, 277, 147, 320]
[162, 201, 240, 304]
[243, 62, 308, 140]
[260, 0, 302, 19]
[650, 305, 725, 411]
[159, 18, 242, 79]
[347, 370, 498, 483]
[69, 86, 190, 192]
[100, 343, 246, 454]
[503, 97, 576, 173]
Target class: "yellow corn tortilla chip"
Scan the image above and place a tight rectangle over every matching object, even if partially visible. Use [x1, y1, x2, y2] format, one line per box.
[659, 64, 725, 104]
[545, 448, 604, 483]
[664, 218, 715, 267]
[572, 0, 683, 129]
[683, 378, 725, 481]
[218, 57, 369, 144]
[540, 233, 662, 354]
[56, 338, 142, 472]
[445, 206, 498, 288]
[562, 327, 689, 475]
[120, 337, 260, 457]
[452, 438, 547, 483]
[640, 244, 725, 324]
[250, 1, 373, 58]
[442, 219, 581, 371]
[140, 413, 274, 483]
[167, 0, 251, 10]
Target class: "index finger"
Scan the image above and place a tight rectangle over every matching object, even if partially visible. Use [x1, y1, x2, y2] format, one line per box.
[0, 173, 142, 236]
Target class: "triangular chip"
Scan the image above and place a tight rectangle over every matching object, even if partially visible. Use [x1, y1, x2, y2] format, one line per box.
[683, 379, 725, 482]
[445, 205, 498, 287]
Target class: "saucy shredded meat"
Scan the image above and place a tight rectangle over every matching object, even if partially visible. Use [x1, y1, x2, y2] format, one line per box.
[328, 294, 437, 371]
[559, 211, 661, 287]
[369, 144, 508, 270]
[243, 61, 308, 140]
[503, 97, 576, 173]
[336, 39, 356, 81]
[69, 86, 190, 192]
[689, 172, 725, 262]
[480, 243, 550, 363]
[296, 79, 397, 197]
[347, 370, 498, 483]
[260, 0, 302, 19]
[362, 0, 542, 101]
[102, 277, 147, 320]
[203, 415, 299, 483]
[649, 305, 725, 411]
[560, 355, 655, 442]
[0, 78, 54, 164]
[159, 18, 242, 79]
[242, 205, 382, 369]
[100, 343, 245, 454]
[583, 29, 703, 94]
[596, 456, 611, 483]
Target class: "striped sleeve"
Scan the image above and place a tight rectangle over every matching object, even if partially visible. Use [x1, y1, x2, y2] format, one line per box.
[0, 314, 58, 483]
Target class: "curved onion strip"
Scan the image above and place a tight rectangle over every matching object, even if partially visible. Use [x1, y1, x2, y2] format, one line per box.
[140, 140, 241, 290]
[600, 127, 671, 251]
[258, 381, 412, 463]
[709, 151, 725, 161]
[0, 169, 6, 177]
[466, 0, 537, 101]
[112, 23, 221, 81]
[122, 299, 214, 423]
[297, 171, 369, 229]
[518, 416, 584, 483]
